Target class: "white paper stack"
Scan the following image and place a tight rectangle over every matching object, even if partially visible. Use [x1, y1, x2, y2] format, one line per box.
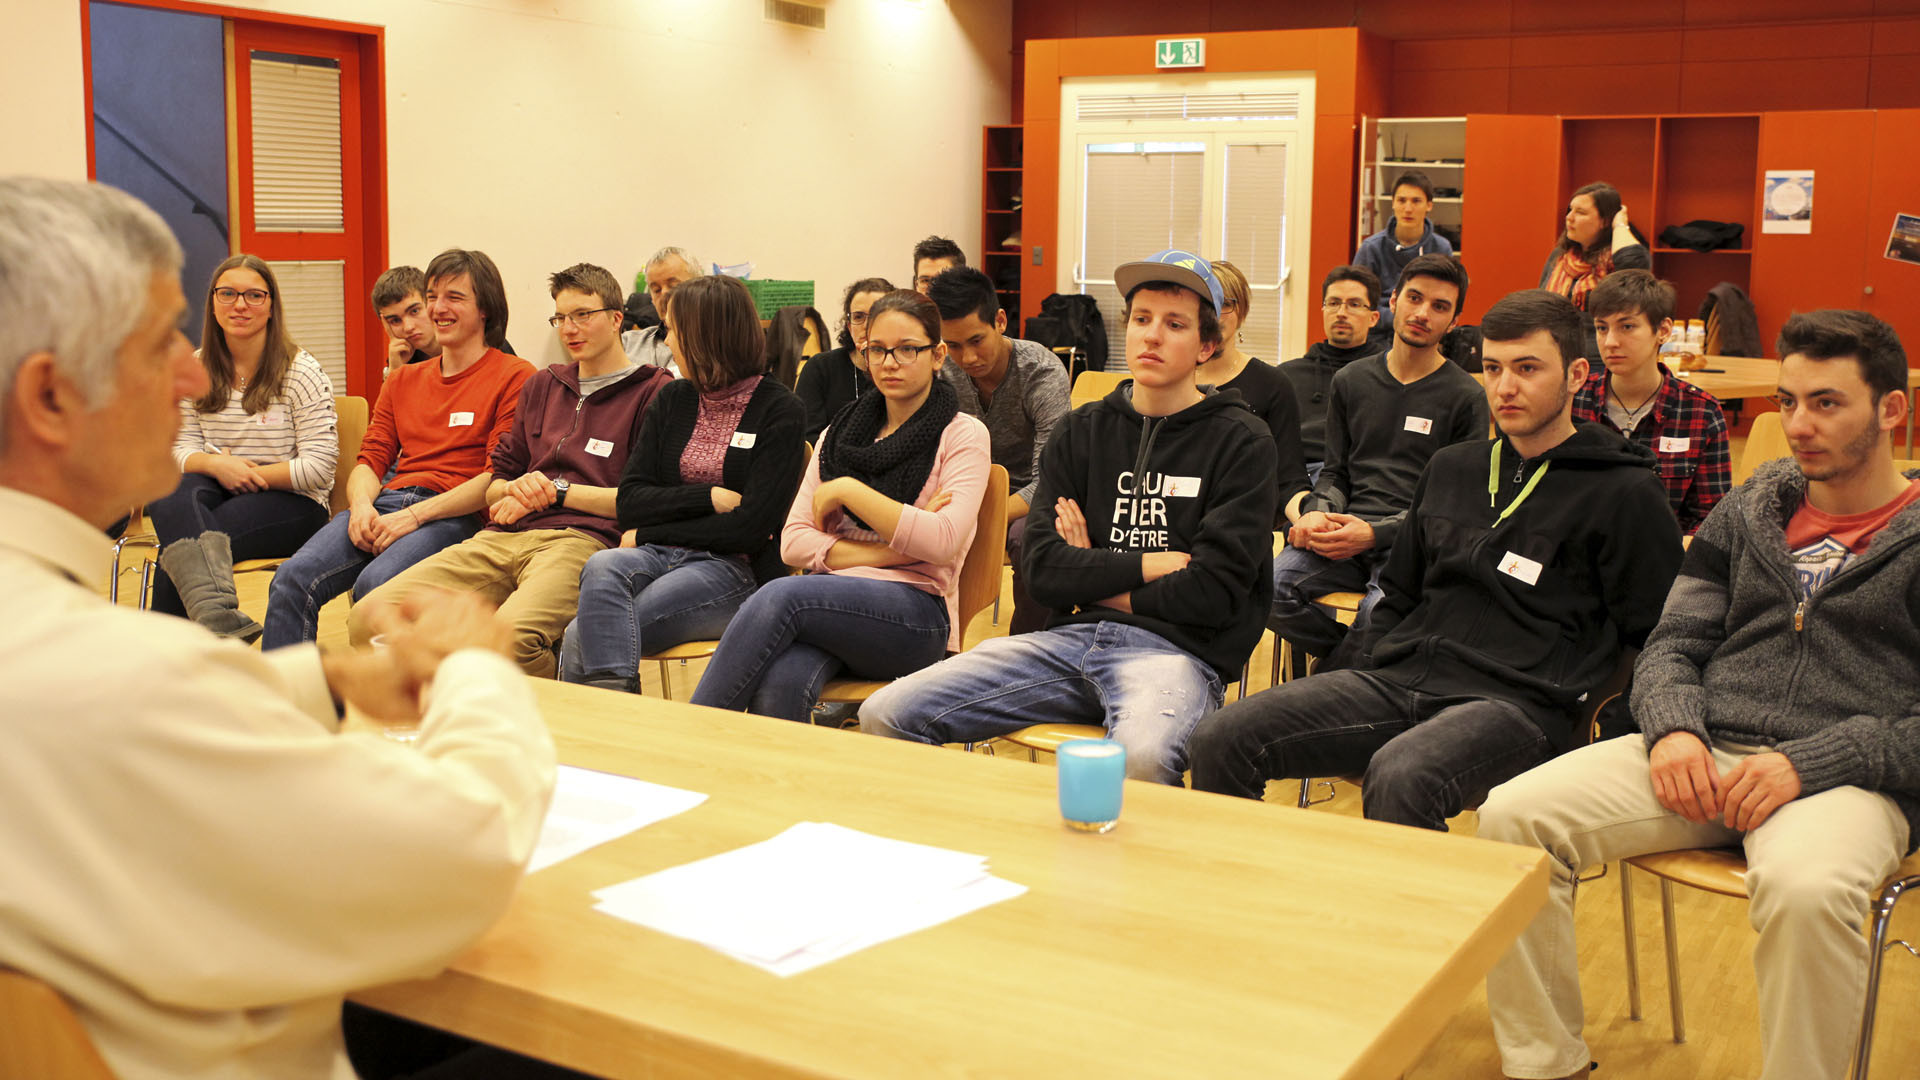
[591, 821, 1026, 976]
[527, 765, 709, 873]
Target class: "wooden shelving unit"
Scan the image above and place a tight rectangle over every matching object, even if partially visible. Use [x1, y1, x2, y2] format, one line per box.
[981, 125, 1023, 317]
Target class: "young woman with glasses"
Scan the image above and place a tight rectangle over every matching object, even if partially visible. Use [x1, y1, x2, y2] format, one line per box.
[690, 290, 991, 723]
[146, 254, 338, 639]
[794, 276, 893, 443]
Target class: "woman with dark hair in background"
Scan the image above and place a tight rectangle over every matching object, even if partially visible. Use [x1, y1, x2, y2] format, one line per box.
[559, 276, 805, 693]
[148, 254, 338, 639]
[795, 276, 892, 442]
[691, 289, 990, 723]
[1540, 181, 1649, 312]
[763, 304, 830, 390]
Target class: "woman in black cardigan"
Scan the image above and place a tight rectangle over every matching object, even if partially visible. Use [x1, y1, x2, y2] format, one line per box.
[560, 275, 805, 692]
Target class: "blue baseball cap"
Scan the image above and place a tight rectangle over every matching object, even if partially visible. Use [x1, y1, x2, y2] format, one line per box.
[1112, 249, 1225, 316]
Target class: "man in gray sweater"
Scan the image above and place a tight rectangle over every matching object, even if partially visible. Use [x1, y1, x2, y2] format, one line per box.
[1481, 309, 1920, 1080]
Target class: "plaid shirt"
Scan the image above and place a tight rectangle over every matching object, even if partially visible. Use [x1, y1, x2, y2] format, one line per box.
[1573, 362, 1731, 535]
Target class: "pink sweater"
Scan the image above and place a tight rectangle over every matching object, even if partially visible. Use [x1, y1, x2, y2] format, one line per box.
[781, 413, 991, 651]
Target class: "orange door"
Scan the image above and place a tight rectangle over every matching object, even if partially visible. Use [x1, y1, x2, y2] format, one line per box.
[1463, 114, 1563, 310]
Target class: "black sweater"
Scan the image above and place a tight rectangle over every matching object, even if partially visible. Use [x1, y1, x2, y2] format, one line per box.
[1357, 424, 1684, 747]
[795, 346, 867, 444]
[615, 379, 807, 584]
[1278, 342, 1379, 462]
[1218, 357, 1310, 526]
[1022, 384, 1278, 681]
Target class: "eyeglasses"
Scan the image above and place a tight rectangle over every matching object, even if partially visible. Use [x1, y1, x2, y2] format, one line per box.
[848, 312, 871, 327]
[213, 288, 270, 307]
[1321, 298, 1372, 313]
[862, 341, 935, 367]
[548, 307, 617, 329]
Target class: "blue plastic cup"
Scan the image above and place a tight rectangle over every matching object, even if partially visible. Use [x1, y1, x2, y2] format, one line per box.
[1057, 738, 1125, 833]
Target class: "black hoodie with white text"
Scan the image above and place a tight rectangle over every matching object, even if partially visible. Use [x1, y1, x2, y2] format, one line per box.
[1354, 422, 1684, 747]
[1022, 382, 1278, 681]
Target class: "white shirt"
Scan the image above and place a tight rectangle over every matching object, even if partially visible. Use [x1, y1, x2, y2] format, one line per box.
[0, 486, 556, 1079]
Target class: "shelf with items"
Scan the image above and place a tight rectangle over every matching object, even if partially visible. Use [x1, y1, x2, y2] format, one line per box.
[1357, 116, 1467, 259]
[981, 124, 1024, 313]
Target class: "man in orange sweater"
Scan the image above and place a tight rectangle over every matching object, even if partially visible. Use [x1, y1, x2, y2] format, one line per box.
[263, 248, 533, 647]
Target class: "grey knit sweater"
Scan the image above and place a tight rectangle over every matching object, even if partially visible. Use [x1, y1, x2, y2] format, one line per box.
[1633, 458, 1920, 847]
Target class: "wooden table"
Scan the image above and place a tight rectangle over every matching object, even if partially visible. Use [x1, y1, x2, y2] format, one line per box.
[1679, 357, 1920, 452]
[353, 679, 1548, 1080]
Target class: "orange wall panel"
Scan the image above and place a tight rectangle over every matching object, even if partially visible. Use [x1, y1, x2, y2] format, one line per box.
[1463, 113, 1563, 307]
[1509, 64, 1681, 115]
[1750, 110, 1876, 349]
[1390, 68, 1512, 116]
[1862, 109, 1920, 349]
[1680, 59, 1870, 112]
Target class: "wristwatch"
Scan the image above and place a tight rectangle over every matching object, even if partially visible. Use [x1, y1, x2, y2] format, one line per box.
[552, 478, 570, 508]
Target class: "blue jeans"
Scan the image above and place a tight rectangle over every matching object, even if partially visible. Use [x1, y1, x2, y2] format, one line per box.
[559, 545, 758, 690]
[261, 487, 480, 648]
[1188, 668, 1553, 830]
[689, 574, 950, 724]
[861, 621, 1223, 784]
[1268, 544, 1387, 666]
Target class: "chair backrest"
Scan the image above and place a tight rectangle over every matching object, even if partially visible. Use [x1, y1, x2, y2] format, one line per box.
[329, 395, 370, 515]
[1895, 458, 1918, 475]
[1070, 369, 1128, 410]
[1735, 411, 1788, 486]
[0, 969, 117, 1079]
[956, 465, 1011, 631]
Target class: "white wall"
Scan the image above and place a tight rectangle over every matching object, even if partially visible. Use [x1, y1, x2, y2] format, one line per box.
[0, 0, 1012, 367]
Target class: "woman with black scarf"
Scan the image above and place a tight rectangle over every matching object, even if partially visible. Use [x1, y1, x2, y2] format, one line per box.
[690, 290, 992, 723]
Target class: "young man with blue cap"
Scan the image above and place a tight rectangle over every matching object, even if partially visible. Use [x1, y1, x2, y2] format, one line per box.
[859, 250, 1277, 783]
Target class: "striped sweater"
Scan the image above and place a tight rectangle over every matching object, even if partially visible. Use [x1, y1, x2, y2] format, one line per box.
[171, 349, 338, 507]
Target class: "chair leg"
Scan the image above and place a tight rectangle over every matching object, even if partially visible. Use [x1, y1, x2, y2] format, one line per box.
[1297, 777, 1313, 808]
[137, 557, 155, 610]
[1657, 878, 1686, 1043]
[656, 659, 672, 701]
[1852, 875, 1920, 1080]
[1620, 862, 1643, 1021]
[1270, 636, 1286, 688]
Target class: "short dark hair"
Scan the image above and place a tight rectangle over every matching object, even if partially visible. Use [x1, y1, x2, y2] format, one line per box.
[1777, 309, 1909, 403]
[1396, 252, 1468, 314]
[912, 236, 966, 271]
[425, 248, 509, 349]
[1391, 169, 1434, 202]
[668, 274, 766, 393]
[547, 262, 623, 311]
[926, 265, 1000, 325]
[837, 276, 895, 349]
[1480, 288, 1586, 372]
[1587, 269, 1675, 326]
[1322, 264, 1382, 311]
[1122, 281, 1223, 349]
[371, 266, 425, 311]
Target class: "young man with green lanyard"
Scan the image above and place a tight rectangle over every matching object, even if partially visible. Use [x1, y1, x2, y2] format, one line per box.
[1191, 289, 1684, 831]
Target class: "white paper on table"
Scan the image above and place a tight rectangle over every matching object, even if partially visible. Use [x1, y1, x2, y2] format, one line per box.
[591, 822, 1025, 974]
[526, 765, 708, 873]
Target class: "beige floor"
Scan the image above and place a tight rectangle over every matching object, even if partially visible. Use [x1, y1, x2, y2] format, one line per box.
[108, 544, 1920, 1080]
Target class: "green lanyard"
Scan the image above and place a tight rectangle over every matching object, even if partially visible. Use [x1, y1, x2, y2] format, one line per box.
[1487, 441, 1549, 527]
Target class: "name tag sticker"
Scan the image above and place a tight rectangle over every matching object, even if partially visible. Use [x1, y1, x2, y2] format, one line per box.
[448, 411, 475, 427]
[256, 409, 279, 427]
[1164, 475, 1202, 497]
[585, 438, 614, 458]
[729, 431, 757, 449]
[1404, 416, 1434, 435]
[1498, 551, 1544, 587]
[1659, 436, 1691, 453]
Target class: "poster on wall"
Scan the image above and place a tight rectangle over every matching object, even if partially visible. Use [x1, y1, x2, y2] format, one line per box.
[1885, 213, 1920, 267]
[1762, 170, 1814, 235]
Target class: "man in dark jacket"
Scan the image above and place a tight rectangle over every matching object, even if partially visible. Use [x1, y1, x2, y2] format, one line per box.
[348, 263, 671, 677]
[861, 251, 1277, 784]
[1191, 289, 1683, 827]
[1280, 265, 1384, 474]
[1482, 309, 1920, 1080]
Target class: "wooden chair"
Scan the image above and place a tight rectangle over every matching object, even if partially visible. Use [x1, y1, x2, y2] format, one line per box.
[0, 968, 116, 1079]
[816, 464, 1011, 711]
[640, 443, 814, 701]
[116, 395, 370, 608]
[1619, 847, 1920, 1080]
[1734, 411, 1789, 486]
[1069, 369, 1128, 410]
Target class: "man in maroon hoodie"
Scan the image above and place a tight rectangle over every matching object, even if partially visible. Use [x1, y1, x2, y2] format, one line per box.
[349, 263, 672, 676]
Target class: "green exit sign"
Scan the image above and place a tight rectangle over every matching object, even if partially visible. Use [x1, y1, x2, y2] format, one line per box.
[1155, 38, 1205, 69]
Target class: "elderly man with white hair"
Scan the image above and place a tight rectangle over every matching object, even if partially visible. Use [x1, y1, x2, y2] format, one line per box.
[621, 244, 704, 376]
[0, 176, 562, 1078]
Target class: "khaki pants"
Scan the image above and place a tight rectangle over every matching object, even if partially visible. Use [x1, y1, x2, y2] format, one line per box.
[1481, 734, 1908, 1080]
[348, 528, 605, 678]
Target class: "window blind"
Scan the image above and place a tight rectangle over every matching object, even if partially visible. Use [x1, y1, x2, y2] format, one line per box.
[249, 53, 343, 232]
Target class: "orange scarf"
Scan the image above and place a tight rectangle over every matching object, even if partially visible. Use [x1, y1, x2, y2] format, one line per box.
[1546, 247, 1614, 311]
